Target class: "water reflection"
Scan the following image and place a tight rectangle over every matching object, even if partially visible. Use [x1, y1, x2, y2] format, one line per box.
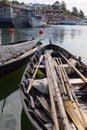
[51, 26, 65, 43]
[1, 26, 87, 64]
[0, 25, 84, 44]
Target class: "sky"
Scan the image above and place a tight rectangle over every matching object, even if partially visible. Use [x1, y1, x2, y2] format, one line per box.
[19, 0, 87, 16]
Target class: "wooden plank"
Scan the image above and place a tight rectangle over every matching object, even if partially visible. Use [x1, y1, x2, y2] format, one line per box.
[72, 101, 87, 127]
[64, 100, 85, 130]
[36, 96, 51, 114]
[69, 78, 87, 85]
[34, 65, 45, 68]
[60, 64, 69, 68]
[46, 52, 70, 130]
[54, 58, 69, 68]
[80, 109, 87, 124]
[59, 52, 87, 84]
[45, 54, 60, 130]
[27, 55, 44, 93]
[71, 101, 85, 125]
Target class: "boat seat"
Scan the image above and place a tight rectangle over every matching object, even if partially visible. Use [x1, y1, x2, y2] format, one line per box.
[60, 64, 69, 68]
[34, 65, 45, 68]
[34, 64, 69, 69]
[69, 78, 87, 85]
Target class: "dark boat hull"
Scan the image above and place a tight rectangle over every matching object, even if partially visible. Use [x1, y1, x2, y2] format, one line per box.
[0, 39, 42, 77]
[0, 53, 32, 76]
[20, 43, 87, 130]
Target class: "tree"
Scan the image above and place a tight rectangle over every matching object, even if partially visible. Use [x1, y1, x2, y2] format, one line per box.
[1, 0, 9, 1]
[12, 0, 20, 4]
[71, 7, 78, 16]
[66, 10, 71, 16]
[78, 10, 85, 18]
[60, 1, 67, 12]
[0, 0, 10, 2]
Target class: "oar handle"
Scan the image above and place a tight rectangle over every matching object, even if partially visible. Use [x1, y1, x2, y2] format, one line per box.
[59, 52, 87, 83]
[27, 55, 44, 93]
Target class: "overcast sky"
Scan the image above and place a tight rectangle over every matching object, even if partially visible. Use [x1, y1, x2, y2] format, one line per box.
[19, 0, 87, 16]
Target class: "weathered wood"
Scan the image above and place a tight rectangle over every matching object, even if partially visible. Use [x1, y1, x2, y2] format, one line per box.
[69, 78, 87, 85]
[34, 65, 45, 69]
[59, 52, 87, 84]
[57, 58, 74, 102]
[45, 54, 60, 130]
[54, 57, 87, 129]
[30, 96, 35, 109]
[27, 55, 44, 93]
[54, 58, 69, 68]
[58, 58, 87, 128]
[64, 100, 85, 130]
[53, 59, 67, 96]
[36, 96, 51, 114]
[45, 52, 70, 130]
[72, 101, 87, 127]
[30, 96, 50, 122]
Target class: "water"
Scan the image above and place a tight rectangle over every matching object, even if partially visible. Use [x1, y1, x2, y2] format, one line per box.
[0, 25, 87, 130]
[1, 25, 87, 64]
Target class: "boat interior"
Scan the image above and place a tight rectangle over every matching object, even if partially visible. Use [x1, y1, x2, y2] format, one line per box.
[20, 44, 87, 130]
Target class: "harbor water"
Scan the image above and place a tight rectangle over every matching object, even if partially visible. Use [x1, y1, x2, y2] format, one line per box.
[0, 25, 87, 130]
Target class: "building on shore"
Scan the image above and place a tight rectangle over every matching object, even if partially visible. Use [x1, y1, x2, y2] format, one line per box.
[0, 2, 31, 28]
[42, 9, 65, 25]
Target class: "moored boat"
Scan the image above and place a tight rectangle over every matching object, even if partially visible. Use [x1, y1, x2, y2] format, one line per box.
[60, 20, 77, 25]
[29, 17, 47, 27]
[0, 39, 42, 76]
[20, 40, 87, 130]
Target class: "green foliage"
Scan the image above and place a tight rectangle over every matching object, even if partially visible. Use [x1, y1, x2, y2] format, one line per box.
[51, 1, 85, 17]
[0, 0, 10, 4]
[0, 0, 19, 4]
[78, 10, 85, 18]
[12, 0, 20, 5]
[60, 1, 67, 12]
[71, 7, 78, 16]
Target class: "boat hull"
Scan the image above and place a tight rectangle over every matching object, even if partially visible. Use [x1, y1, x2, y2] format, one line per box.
[0, 39, 41, 77]
[20, 43, 87, 130]
[29, 18, 47, 27]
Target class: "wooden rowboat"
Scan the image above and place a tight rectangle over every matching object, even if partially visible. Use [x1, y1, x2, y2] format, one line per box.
[20, 41, 87, 130]
[0, 39, 42, 76]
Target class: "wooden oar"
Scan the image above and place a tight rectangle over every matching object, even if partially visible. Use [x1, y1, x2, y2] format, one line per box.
[53, 59, 67, 96]
[56, 58, 74, 102]
[58, 58, 87, 128]
[27, 55, 44, 93]
[45, 54, 60, 130]
[64, 100, 85, 130]
[46, 52, 70, 130]
[59, 52, 87, 83]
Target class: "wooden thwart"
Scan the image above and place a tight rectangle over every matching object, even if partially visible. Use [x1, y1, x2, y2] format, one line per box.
[69, 78, 87, 85]
[34, 65, 45, 69]
[59, 52, 87, 84]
